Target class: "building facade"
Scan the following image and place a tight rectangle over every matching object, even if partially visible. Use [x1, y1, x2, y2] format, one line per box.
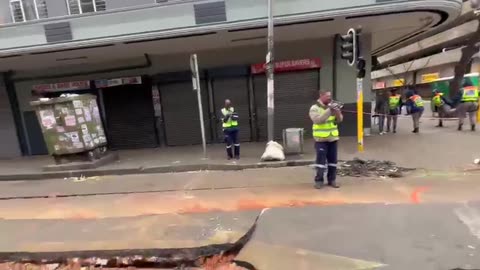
[0, 0, 463, 156]
[372, 0, 478, 97]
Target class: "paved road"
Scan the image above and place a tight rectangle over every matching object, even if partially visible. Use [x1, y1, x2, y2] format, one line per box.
[1, 167, 480, 269]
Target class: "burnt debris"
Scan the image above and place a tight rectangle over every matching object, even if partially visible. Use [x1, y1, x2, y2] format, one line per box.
[337, 158, 415, 178]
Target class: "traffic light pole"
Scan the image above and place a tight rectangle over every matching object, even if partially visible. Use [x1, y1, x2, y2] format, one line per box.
[356, 76, 364, 152]
[340, 28, 364, 152]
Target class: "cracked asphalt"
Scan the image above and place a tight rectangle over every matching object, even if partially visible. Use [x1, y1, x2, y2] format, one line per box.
[0, 166, 480, 269]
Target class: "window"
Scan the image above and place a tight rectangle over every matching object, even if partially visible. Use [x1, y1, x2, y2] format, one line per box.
[9, 0, 48, 23]
[66, 0, 106, 15]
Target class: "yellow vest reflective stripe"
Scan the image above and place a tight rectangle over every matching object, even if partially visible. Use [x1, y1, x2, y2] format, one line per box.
[222, 107, 238, 128]
[432, 93, 444, 107]
[312, 105, 339, 139]
[389, 95, 400, 109]
[462, 87, 479, 102]
[411, 95, 424, 107]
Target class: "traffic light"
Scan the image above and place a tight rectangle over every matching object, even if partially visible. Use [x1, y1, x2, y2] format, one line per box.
[356, 57, 366, 79]
[340, 29, 357, 66]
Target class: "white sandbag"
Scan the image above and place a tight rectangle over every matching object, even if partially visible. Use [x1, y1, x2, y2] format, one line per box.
[261, 141, 285, 161]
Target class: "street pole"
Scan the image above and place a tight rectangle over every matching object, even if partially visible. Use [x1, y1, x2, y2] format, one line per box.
[190, 54, 207, 159]
[356, 77, 364, 152]
[266, 0, 275, 141]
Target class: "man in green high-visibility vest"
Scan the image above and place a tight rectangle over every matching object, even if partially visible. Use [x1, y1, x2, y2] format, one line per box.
[309, 90, 343, 189]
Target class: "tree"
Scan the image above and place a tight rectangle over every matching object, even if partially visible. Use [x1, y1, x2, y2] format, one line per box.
[450, 5, 480, 97]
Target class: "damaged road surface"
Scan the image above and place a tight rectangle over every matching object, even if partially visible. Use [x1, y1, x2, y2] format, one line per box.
[1, 199, 480, 269]
[0, 211, 268, 270]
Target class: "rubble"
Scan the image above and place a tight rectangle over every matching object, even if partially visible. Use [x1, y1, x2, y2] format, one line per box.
[337, 158, 414, 178]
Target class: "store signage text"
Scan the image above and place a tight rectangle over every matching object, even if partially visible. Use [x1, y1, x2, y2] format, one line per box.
[421, 73, 439, 83]
[374, 81, 386, 89]
[392, 79, 405, 87]
[32, 81, 90, 92]
[95, 76, 142, 88]
[251, 58, 322, 74]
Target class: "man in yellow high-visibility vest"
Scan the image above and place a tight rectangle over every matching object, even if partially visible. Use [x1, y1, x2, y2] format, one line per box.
[309, 90, 343, 189]
[221, 99, 240, 160]
[456, 80, 479, 131]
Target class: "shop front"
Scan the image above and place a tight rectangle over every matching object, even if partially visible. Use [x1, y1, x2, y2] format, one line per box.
[251, 58, 321, 140]
[95, 76, 158, 150]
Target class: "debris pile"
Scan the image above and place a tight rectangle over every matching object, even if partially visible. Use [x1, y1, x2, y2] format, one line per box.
[338, 158, 414, 178]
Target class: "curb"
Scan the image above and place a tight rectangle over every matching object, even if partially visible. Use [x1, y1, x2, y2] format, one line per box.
[0, 160, 315, 181]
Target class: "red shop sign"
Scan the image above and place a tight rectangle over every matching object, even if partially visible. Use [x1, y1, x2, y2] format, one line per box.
[32, 80, 90, 92]
[374, 81, 386, 89]
[251, 58, 321, 74]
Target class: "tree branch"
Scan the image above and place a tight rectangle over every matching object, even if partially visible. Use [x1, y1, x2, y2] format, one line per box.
[450, 16, 480, 97]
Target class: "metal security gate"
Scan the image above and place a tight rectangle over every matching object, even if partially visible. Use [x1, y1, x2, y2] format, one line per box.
[102, 84, 158, 149]
[212, 77, 251, 142]
[253, 70, 319, 140]
[159, 80, 211, 146]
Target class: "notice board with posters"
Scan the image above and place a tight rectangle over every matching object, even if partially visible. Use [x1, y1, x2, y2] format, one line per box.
[30, 94, 107, 155]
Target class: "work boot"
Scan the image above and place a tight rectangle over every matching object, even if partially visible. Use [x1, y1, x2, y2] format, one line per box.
[234, 145, 240, 159]
[314, 182, 324, 189]
[327, 182, 340, 188]
[412, 128, 419, 133]
[458, 124, 463, 131]
[472, 125, 476, 131]
[226, 147, 233, 160]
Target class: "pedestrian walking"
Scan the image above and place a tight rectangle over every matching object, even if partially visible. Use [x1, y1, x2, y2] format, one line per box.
[405, 90, 424, 133]
[221, 99, 240, 160]
[309, 90, 343, 189]
[455, 80, 479, 131]
[432, 89, 454, 127]
[387, 88, 402, 133]
[374, 91, 389, 135]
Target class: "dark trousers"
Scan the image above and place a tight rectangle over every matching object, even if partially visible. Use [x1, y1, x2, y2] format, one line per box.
[314, 141, 338, 184]
[224, 128, 240, 158]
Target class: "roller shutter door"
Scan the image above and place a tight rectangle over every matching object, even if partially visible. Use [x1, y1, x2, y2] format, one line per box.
[212, 77, 251, 142]
[253, 70, 319, 140]
[160, 81, 211, 146]
[102, 84, 158, 149]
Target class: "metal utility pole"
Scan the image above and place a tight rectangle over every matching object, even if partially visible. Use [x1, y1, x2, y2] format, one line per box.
[266, 0, 275, 141]
[190, 54, 207, 159]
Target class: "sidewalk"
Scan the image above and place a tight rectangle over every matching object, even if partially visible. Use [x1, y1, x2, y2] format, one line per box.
[0, 117, 478, 181]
